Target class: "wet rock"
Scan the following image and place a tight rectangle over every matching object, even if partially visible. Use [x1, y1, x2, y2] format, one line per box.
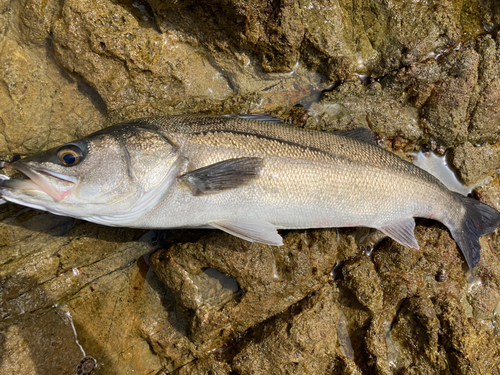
[149, 229, 338, 352]
[45, 0, 484, 123]
[49, 0, 330, 120]
[466, 236, 500, 321]
[19, 0, 59, 43]
[172, 357, 230, 375]
[321, 221, 500, 374]
[473, 172, 500, 212]
[63, 259, 165, 375]
[0, 1, 105, 155]
[309, 35, 500, 149]
[341, 257, 383, 314]
[0, 209, 148, 320]
[468, 277, 500, 321]
[0, 309, 85, 374]
[308, 81, 423, 146]
[372, 222, 500, 373]
[149, 0, 307, 74]
[52, 0, 218, 114]
[421, 49, 480, 146]
[468, 35, 500, 144]
[0, 207, 173, 374]
[389, 297, 446, 372]
[461, 0, 500, 36]
[231, 284, 339, 375]
[149, 0, 465, 79]
[364, 317, 392, 375]
[451, 141, 500, 186]
[435, 293, 499, 374]
[2, 0, 500, 373]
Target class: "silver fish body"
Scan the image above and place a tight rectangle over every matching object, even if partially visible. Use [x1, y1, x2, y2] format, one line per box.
[1, 115, 499, 271]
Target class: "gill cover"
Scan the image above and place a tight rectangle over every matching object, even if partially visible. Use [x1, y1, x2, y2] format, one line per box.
[78, 126, 183, 225]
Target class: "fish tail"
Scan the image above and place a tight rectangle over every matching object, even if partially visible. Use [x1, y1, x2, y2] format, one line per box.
[450, 193, 500, 273]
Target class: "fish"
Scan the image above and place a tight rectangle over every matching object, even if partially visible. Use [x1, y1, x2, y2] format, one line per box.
[1, 115, 499, 272]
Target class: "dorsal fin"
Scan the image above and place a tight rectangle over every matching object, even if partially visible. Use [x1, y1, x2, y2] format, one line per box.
[223, 114, 284, 123]
[334, 128, 376, 145]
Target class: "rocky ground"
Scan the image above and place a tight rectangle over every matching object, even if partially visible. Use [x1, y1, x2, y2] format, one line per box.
[1, 0, 500, 374]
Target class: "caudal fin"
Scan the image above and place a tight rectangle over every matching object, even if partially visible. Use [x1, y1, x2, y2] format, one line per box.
[450, 193, 500, 272]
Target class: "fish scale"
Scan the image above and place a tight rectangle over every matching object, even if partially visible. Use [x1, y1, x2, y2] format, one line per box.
[133, 117, 450, 230]
[1, 115, 499, 273]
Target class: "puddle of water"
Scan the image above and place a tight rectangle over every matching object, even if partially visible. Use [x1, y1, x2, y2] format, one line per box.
[190, 268, 241, 310]
[384, 320, 399, 370]
[270, 249, 280, 280]
[410, 150, 470, 195]
[132, 1, 152, 21]
[336, 309, 354, 359]
[493, 301, 500, 337]
[421, 43, 462, 61]
[467, 275, 483, 291]
[56, 309, 86, 357]
[330, 260, 344, 280]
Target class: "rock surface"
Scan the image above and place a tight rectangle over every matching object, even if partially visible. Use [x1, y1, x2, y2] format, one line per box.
[1, 0, 500, 374]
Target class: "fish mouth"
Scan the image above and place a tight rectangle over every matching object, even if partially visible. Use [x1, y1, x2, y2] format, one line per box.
[3, 163, 78, 202]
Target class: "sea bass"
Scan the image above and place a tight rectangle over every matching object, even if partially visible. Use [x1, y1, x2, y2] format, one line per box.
[1, 115, 499, 271]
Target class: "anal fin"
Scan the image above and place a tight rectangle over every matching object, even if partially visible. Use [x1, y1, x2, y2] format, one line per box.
[209, 219, 283, 246]
[379, 218, 419, 249]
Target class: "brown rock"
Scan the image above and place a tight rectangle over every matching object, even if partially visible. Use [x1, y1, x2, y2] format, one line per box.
[0, 310, 85, 375]
[451, 141, 500, 186]
[231, 284, 340, 375]
[1, 0, 500, 373]
[421, 49, 480, 146]
[149, 229, 338, 352]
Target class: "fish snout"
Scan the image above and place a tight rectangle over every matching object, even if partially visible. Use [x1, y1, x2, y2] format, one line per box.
[9, 161, 78, 201]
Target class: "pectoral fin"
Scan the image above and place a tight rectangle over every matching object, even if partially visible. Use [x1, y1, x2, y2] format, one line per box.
[179, 157, 264, 196]
[209, 219, 283, 246]
[379, 218, 419, 249]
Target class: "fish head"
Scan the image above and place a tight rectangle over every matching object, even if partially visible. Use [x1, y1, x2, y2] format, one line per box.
[1, 125, 181, 225]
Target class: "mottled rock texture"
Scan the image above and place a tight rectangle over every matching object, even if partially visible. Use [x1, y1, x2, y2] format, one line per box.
[1, 0, 500, 374]
[149, 230, 337, 355]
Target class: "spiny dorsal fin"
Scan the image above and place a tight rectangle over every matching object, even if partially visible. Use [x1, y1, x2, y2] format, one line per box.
[334, 128, 376, 145]
[209, 219, 283, 246]
[379, 218, 419, 249]
[179, 157, 264, 196]
[223, 114, 284, 123]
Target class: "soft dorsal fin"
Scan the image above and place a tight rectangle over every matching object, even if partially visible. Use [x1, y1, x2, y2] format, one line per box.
[334, 128, 376, 145]
[179, 157, 264, 196]
[379, 218, 419, 249]
[209, 219, 283, 246]
[223, 114, 284, 123]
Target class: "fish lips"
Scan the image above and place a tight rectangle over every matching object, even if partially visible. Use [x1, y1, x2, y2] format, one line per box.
[8, 162, 78, 202]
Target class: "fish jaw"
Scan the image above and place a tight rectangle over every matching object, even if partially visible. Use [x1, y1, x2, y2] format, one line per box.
[1, 162, 77, 203]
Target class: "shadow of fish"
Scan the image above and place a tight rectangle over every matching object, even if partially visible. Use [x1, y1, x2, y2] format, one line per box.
[1, 115, 499, 272]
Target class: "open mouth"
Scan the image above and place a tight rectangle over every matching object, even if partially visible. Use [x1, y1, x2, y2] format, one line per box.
[2, 163, 77, 202]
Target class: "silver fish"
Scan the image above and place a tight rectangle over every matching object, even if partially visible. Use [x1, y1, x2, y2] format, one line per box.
[1, 115, 499, 271]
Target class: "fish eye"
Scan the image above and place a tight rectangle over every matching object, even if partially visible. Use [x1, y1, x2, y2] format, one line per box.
[57, 145, 83, 166]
